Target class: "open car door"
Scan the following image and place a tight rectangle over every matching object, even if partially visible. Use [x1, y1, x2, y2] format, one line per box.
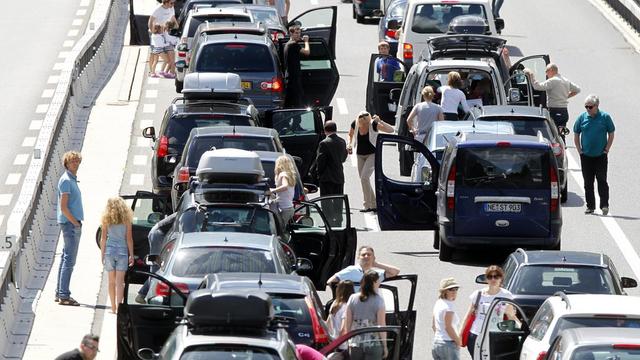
[474, 298, 530, 360]
[117, 270, 187, 360]
[320, 326, 402, 360]
[288, 195, 356, 290]
[365, 54, 408, 126]
[289, 6, 337, 59]
[379, 275, 418, 360]
[375, 134, 439, 231]
[508, 54, 550, 107]
[263, 107, 330, 182]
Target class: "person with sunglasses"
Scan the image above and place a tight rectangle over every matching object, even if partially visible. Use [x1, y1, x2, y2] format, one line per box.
[432, 278, 462, 360]
[460, 265, 514, 357]
[55, 334, 99, 360]
[573, 94, 615, 215]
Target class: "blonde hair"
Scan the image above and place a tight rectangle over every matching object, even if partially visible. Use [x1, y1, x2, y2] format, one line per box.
[447, 71, 462, 87]
[274, 156, 297, 186]
[63, 151, 82, 169]
[101, 197, 133, 226]
[421, 85, 435, 100]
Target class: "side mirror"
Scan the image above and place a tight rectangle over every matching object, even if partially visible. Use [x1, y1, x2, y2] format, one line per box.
[294, 257, 313, 272]
[508, 88, 521, 103]
[621, 277, 638, 288]
[322, 106, 334, 121]
[292, 156, 303, 171]
[147, 212, 163, 225]
[495, 18, 505, 31]
[421, 166, 432, 182]
[137, 348, 158, 360]
[295, 215, 314, 227]
[475, 274, 487, 284]
[389, 88, 402, 102]
[497, 319, 516, 332]
[145, 254, 159, 267]
[164, 154, 178, 164]
[142, 126, 156, 141]
[303, 183, 318, 194]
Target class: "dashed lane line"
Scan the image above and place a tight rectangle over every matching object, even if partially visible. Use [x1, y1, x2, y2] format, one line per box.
[29, 120, 43, 130]
[80, 0, 90, 6]
[145, 89, 158, 99]
[63, 40, 75, 48]
[0, 194, 12, 206]
[67, 29, 80, 37]
[72, 18, 83, 27]
[135, 137, 149, 147]
[58, 51, 70, 59]
[336, 97, 349, 115]
[47, 75, 60, 84]
[133, 155, 148, 166]
[13, 154, 29, 165]
[76, 9, 87, 16]
[147, 77, 160, 85]
[35, 104, 50, 114]
[129, 174, 145, 186]
[41, 89, 55, 98]
[143, 104, 156, 113]
[139, 119, 153, 129]
[5, 174, 21, 186]
[22, 137, 36, 147]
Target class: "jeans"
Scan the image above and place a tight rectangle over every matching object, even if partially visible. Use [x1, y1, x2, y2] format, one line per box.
[432, 340, 459, 360]
[56, 222, 82, 299]
[580, 153, 609, 210]
[357, 154, 376, 209]
[138, 264, 160, 296]
[466, 332, 477, 357]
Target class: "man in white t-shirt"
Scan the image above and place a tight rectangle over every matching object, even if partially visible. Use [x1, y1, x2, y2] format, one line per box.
[326, 245, 400, 291]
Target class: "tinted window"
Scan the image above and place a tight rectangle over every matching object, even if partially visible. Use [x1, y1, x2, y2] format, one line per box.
[411, 4, 487, 34]
[186, 136, 276, 167]
[479, 117, 554, 139]
[458, 147, 550, 189]
[172, 247, 276, 276]
[196, 43, 275, 72]
[272, 110, 317, 135]
[271, 295, 312, 324]
[551, 317, 640, 340]
[166, 115, 253, 150]
[180, 345, 280, 360]
[571, 346, 640, 360]
[512, 266, 616, 295]
[188, 15, 251, 37]
[191, 206, 278, 235]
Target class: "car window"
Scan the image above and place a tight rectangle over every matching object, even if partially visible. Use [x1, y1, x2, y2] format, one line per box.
[571, 345, 640, 359]
[188, 15, 252, 37]
[301, 42, 333, 70]
[272, 110, 317, 136]
[389, 1, 407, 17]
[172, 247, 277, 276]
[179, 345, 281, 359]
[457, 147, 550, 189]
[478, 117, 554, 140]
[512, 266, 616, 295]
[271, 295, 312, 324]
[411, 4, 488, 34]
[551, 317, 640, 340]
[528, 301, 554, 340]
[186, 136, 276, 167]
[426, 69, 497, 107]
[502, 256, 517, 287]
[191, 207, 278, 235]
[167, 115, 253, 150]
[196, 43, 275, 72]
[249, 8, 280, 25]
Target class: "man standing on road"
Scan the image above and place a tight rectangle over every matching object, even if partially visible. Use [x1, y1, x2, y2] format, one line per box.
[525, 63, 581, 141]
[284, 22, 310, 108]
[573, 94, 615, 216]
[316, 121, 348, 196]
[55, 151, 84, 306]
[55, 334, 99, 360]
[326, 245, 400, 291]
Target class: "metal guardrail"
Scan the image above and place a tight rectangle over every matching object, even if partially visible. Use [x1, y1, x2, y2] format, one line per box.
[603, 0, 640, 33]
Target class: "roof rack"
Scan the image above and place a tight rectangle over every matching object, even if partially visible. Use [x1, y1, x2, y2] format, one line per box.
[515, 248, 528, 263]
[171, 97, 254, 107]
[553, 291, 571, 309]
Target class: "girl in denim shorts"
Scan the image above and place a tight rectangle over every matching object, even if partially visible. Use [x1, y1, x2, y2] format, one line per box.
[100, 197, 134, 313]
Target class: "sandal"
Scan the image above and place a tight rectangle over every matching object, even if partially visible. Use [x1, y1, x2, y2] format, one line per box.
[59, 297, 80, 306]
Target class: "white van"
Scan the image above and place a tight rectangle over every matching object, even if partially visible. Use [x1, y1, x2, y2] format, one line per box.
[397, 0, 504, 66]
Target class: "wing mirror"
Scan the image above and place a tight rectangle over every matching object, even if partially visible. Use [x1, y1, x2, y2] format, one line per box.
[303, 183, 318, 194]
[475, 274, 487, 284]
[293, 257, 313, 273]
[147, 212, 163, 225]
[389, 88, 402, 102]
[621, 277, 638, 288]
[142, 126, 156, 141]
[164, 154, 179, 164]
[137, 348, 159, 360]
[508, 88, 521, 103]
[497, 320, 517, 332]
[495, 18, 505, 31]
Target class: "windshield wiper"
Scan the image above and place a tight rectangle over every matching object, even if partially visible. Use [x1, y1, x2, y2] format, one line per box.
[465, 173, 507, 183]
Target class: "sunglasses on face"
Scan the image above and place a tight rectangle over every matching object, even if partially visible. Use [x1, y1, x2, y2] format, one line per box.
[358, 113, 370, 118]
[486, 274, 502, 280]
[585, 105, 595, 110]
[83, 343, 99, 352]
[448, 287, 459, 292]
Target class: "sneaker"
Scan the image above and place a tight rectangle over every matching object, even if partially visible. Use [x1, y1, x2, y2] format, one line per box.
[149, 72, 159, 78]
[601, 207, 609, 216]
[135, 294, 147, 304]
[585, 208, 595, 214]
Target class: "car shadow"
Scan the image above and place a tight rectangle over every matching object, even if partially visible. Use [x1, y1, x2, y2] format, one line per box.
[561, 191, 585, 207]
[595, 214, 640, 220]
[450, 247, 514, 267]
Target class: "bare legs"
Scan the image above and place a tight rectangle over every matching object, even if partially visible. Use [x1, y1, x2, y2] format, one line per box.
[108, 270, 127, 313]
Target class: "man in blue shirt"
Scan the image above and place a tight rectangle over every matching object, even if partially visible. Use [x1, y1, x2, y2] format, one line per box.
[375, 41, 401, 82]
[573, 94, 615, 215]
[56, 151, 84, 306]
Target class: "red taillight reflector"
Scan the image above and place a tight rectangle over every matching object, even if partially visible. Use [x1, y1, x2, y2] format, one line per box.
[178, 51, 187, 57]
[496, 141, 511, 147]
[260, 77, 283, 92]
[550, 165, 559, 212]
[535, 352, 547, 360]
[551, 142, 563, 157]
[614, 344, 640, 350]
[157, 135, 168, 158]
[199, 114, 225, 119]
[155, 282, 189, 297]
[225, 44, 247, 49]
[403, 43, 413, 60]
[177, 167, 190, 183]
[305, 297, 330, 345]
[446, 164, 456, 210]
[386, 29, 397, 38]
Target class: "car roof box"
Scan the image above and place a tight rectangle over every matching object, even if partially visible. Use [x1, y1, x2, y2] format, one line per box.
[196, 148, 265, 184]
[185, 290, 273, 330]
[182, 72, 244, 100]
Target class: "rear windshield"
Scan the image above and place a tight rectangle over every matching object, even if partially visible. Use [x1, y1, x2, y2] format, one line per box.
[188, 15, 251, 37]
[571, 346, 640, 359]
[271, 294, 312, 324]
[479, 117, 554, 139]
[172, 247, 276, 277]
[180, 345, 280, 360]
[458, 147, 550, 189]
[196, 43, 275, 72]
[186, 136, 276, 167]
[512, 266, 616, 295]
[550, 317, 640, 340]
[411, 4, 488, 34]
[165, 115, 253, 150]
[185, 206, 279, 235]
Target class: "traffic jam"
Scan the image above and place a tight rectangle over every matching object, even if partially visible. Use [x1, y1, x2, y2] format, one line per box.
[114, 0, 640, 359]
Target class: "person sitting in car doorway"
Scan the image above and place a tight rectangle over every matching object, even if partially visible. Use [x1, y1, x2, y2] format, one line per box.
[55, 334, 99, 360]
[375, 41, 401, 82]
[284, 21, 310, 108]
[326, 245, 400, 291]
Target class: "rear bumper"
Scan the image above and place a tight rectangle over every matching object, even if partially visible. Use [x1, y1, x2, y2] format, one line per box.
[439, 219, 562, 249]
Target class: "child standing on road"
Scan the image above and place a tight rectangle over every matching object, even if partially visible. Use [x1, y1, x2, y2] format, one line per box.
[149, 23, 167, 78]
[100, 197, 134, 314]
[161, 19, 179, 78]
[327, 280, 355, 339]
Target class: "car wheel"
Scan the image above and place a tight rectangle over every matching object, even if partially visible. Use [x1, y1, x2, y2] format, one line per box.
[560, 183, 568, 203]
[175, 79, 183, 93]
[352, 5, 356, 19]
[439, 239, 453, 261]
[433, 228, 440, 249]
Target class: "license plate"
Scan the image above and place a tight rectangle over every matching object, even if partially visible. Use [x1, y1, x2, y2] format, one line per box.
[485, 203, 521, 213]
[241, 81, 252, 90]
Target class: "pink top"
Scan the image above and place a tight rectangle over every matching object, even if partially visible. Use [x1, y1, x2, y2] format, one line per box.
[296, 344, 326, 360]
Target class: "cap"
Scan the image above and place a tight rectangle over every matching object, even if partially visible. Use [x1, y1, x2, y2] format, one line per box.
[439, 277, 460, 291]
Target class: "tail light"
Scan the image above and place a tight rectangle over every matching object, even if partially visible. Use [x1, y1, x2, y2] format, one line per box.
[157, 135, 169, 158]
[535, 351, 547, 360]
[614, 344, 640, 350]
[550, 165, 559, 212]
[403, 43, 413, 60]
[155, 282, 190, 297]
[271, 31, 285, 41]
[385, 29, 398, 39]
[261, 77, 283, 92]
[177, 167, 190, 183]
[446, 164, 456, 210]
[305, 297, 330, 346]
[496, 141, 511, 147]
[551, 142, 563, 157]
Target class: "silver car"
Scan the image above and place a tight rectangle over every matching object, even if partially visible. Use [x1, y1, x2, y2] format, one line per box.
[545, 327, 640, 360]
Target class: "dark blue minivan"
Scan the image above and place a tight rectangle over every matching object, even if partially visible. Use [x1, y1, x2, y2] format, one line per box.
[373, 133, 562, 262]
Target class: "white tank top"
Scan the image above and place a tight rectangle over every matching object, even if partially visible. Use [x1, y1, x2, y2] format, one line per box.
[276, 172, 295, 209]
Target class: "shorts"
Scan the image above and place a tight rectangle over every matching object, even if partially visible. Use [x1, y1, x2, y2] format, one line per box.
[105, 254, 129, 272]
[151, 46, 165, 55]
[164, 46, 175, 52]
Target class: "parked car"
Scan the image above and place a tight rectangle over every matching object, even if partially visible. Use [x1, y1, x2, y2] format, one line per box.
[353, 0, 384, 23]
[176, 0, 245, 26]
[545, 327, 640, 360]
[378, 0, 409, 56]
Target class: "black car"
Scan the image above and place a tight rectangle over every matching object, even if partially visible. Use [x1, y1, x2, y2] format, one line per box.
[142, 98, 260, 196]
[475, 248, 638, 319]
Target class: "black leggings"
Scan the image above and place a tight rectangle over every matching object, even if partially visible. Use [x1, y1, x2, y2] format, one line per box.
[467, 332, 477, 357]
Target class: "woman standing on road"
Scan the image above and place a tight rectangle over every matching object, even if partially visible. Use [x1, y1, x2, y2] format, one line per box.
[460, 265, 514, 357]
[439, 71, 470, 120]
[348, 112, 394, 212]
[99, 197, 134, 314]
[432, 278, 462, 360]
[271, 155, 297, 225]
[327, 280, 355, 338]
[406, 85, 444, 143]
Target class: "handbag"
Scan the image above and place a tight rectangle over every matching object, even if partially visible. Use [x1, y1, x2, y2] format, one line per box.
[461, 290, 482, 347]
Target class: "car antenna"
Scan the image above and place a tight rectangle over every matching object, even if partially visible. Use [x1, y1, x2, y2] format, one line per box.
[233, 125, 236, 135]
[258, 272, 263, 288]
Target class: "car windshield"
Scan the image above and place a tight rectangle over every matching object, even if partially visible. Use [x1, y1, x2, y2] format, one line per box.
[478, 117, 554, 140]
[196, 43, 275, 72]
[551, 317, 640, 340]
[458, 147, 550, 189]
[186, 136, 277, 167]
[512, 266, 617, 295]
[188, 15, 251, 37]
[180, 345, 280, 360]
[571, 346, 640, 359]
[271, 294, 312, 324]
[166, 115, 253, 151]
[411, 4, 488, 34]
[172, 247, 277, 277]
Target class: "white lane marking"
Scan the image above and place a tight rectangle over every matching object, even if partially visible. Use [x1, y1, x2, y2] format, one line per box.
[14, 154, 29, 165]
[136, 136, 149, 147]
[139, 119, 153, 129]
[133, 155, 148, 166]
[41, 89, 55, 98]
[145, 89, 158, 99]
[129, 174, 145, 186]
[0, 194, 13, 206]
[53, 62, 65, 70]
[58, 51, 70, 59]
[350, 154, 357, 168]
[5, 173, 21, 185]
[22, 137, 36, 147]
[566, 151, 640, 279]
[364, 213, 380, 232]
[72, 18, 83, 26]
[147, 77, 160, 85]
[80, 0, 90, 6]
[67, 29, 80, 37]
[143, 104, 156, 113]
[63, 40, 75, 48]
[336, 98, 349, 115]
[35, 104, 49, 114]
[76, 9, 87, 16]
[29, 120, 43, 130]
[47, 75, 60, 84]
